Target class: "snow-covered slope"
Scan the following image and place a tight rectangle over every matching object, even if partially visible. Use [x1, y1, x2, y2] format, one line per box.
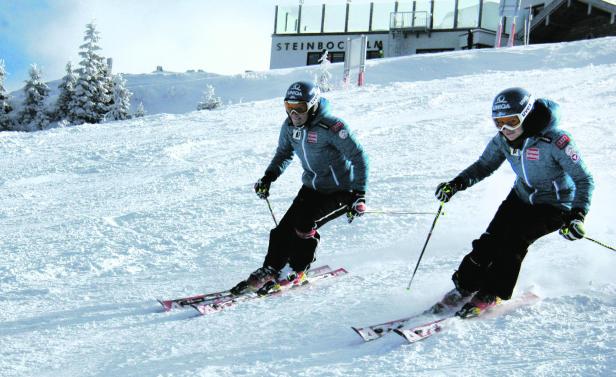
[1, 37, 615, 377]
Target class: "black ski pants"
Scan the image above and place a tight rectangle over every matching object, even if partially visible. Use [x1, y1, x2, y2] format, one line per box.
[263, 186, 350, 273]
[454, 190, 565, 300]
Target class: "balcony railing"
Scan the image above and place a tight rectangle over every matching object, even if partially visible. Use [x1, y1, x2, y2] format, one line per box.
[390, 11, 429, 32]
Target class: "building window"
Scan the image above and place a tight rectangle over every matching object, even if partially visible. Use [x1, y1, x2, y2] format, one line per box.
[307, 51, 345, 65]
[416, 48, 455, 54]
[366, 50, 384, 59]
[371, 3, 395, 31]
[300, 5, 323, 33]
[323, 4, 347, 32]
[433, 1, 455, 29]
[481, 0, 500, 31]
[276, 6, 300, 34]
[457, 0, 480, 28]
[348, 3, 371, 32]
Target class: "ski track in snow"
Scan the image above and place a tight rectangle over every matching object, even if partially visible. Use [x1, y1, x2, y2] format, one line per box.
[1, 38, 616, 377]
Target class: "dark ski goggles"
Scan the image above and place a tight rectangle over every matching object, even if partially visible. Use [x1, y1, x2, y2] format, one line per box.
[284, 100, 309, 115]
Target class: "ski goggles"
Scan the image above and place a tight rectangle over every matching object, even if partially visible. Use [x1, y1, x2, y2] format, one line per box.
[284, 100, 309, 115]
[493, 114, 523, 132]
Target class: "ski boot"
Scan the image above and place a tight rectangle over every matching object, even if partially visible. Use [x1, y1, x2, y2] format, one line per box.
[230, 266, 279, 296]
[455, 291, 502, 319]
[279, 270, 307, 288]
[256, 270, 307, 296]
[427, 287, 472, 314]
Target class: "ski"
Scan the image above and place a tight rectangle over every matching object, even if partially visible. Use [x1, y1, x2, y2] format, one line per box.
[394, 291, 540, 343]
[158, 290, 232, 312]
[192, 267, 348, 315]
[352, 295, 473, 342]
[158, 264, 332, 311]
[352, 313, 425, 342]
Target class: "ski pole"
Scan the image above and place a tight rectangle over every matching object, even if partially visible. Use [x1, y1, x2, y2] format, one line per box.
[265, 197, 278, 226]
[406, 201, 446, 291]
[584, 236, 616, 252]
[364, 210, 436, 215]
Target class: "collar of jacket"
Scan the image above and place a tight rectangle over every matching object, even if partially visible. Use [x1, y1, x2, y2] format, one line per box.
[504, 98, 557, 149]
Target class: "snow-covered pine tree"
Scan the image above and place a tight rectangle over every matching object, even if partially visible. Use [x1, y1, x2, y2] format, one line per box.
[71, 21, 111, 124]
[107, 73, 132, 121]
[54, 61, 77, 123]
[134, 101, 146, 118]
[316, 50, 332, 92]
[17, 64, 50, 131]
[101, 63, 114, 120]
[196, 84, 222, 110]
[0, 59, 13, 130]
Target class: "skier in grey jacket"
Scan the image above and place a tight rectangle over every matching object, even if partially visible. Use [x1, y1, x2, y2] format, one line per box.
[231, 81, 369, 295]
[432, 87, 594, 318]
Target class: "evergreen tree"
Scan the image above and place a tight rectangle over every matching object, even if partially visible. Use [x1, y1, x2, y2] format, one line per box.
[17, 64, 50, 131]
[134, 101, 146, 118]
[0, 59, 13, 130]
[71, 21, 111, 124]
[54, 61, 77, 123]
[107, 74, 132, 121]
[196, 84, 222, 110]
[102, 63, 115, 116]
[316, 50, 332, 92]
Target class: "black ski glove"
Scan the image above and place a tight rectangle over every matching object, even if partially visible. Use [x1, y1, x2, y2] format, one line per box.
[434, 178, 466, 203]
[254, 173, 275, 199]
[346, 190, 366, 223]
[559, 208, 586, 241]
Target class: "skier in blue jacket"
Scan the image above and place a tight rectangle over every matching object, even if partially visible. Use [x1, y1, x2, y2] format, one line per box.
[433, 87, 594, 318]
[231, 81, 369, 295]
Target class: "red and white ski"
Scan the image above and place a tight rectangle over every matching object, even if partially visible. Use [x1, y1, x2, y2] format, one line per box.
[352, 314, 425, 342]
[352, 294, 473, 342]
[158, 265, 332, 311]
[192, 267, 348, 315]
[394, 291, 540, 343]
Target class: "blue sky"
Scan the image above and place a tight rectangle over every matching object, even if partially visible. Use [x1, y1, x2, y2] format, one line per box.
[0, 0, 334, 92]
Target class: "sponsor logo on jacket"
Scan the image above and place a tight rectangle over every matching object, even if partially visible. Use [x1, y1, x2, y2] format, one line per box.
[555, 134, 570, 149]
[526, 147, 540, 161]
[331, 121, 344, 133]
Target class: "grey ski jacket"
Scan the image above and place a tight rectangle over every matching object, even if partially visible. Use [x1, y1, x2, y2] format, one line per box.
[265, 98, 369, 194]
[455, 99, 594, 214]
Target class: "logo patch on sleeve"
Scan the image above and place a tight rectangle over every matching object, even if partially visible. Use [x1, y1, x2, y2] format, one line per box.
[330, 121, 344, 133]
[565, 145, 580, 163]
[555, 134, 570, 149]
[338, 129, 349, 139]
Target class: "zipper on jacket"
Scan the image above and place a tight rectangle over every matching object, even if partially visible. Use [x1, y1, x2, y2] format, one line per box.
[329, 165, 340, 186]
[300, 129, 317, 189]
[520, 139, 536, 204]
[552, 180, 561, 200]
[520, 139, 532, 188]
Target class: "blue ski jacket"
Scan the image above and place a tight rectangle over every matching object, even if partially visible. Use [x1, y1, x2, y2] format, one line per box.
[455, 99, 594, 213]
[265, 98, 369, 194]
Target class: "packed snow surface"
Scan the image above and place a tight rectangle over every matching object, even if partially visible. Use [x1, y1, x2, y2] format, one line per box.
[1, 37, 616, 377]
